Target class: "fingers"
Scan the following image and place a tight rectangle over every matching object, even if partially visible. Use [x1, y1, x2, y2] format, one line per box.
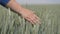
[25, 17, 35, 24]
[33, 14, 41, 24]
[31, 14, 41, 25]
[25, 14, 41, 25]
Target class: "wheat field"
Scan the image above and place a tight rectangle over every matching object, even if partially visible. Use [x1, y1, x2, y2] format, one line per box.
[0, 4, 60, 34]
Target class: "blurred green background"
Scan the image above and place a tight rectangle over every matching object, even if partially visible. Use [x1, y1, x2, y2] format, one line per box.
[0, 4, 60, 34]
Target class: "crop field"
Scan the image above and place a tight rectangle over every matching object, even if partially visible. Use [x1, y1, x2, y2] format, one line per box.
[0, 4, 60, 34]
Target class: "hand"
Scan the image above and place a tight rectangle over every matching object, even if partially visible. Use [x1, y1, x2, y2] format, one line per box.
[20, 8, 41, 24]
[6, 0, 41, 24]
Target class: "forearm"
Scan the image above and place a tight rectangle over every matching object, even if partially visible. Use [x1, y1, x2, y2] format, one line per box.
[0, 0, 33, 15]
[6, 0, 34, 15]
[0, 0, 24, 14]
[6, 0, 24, 14]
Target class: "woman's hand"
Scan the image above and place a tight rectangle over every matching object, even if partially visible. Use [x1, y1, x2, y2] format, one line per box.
[6, 0, 41, 24]
[20, 8, 41, 24]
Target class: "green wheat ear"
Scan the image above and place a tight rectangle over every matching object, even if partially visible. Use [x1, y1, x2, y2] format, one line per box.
[0, 5, 60, 34]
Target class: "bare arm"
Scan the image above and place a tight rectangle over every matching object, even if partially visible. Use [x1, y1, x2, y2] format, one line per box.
[6, 0, 40, 24]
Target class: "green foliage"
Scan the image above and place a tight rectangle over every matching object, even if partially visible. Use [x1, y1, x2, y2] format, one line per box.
[0, 5, 60, 34]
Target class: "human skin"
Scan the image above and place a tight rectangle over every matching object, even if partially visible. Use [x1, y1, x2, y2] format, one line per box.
[6, 0, 40, 24]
